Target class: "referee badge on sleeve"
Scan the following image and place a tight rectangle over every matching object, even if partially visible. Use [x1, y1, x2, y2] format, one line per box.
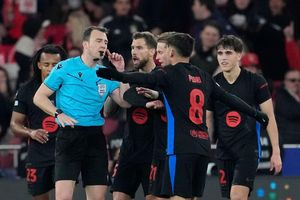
[98, 84, 106, 96]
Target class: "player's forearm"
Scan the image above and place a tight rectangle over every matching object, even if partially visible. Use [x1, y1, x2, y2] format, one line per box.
[266, 113, 281, 154]
[10, 121, 33, 138]
[97, 68, 158, 85]
[260, 100, 281, 153]
[104, 97, 119, 117]
[219, 90, 256, 117]
[33, 92, 57, 117]
[119, 83, 130, 99]
[121, 72, 157, 85]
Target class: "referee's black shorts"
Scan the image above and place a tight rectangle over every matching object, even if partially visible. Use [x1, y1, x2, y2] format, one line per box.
[55, 126, 109, 187]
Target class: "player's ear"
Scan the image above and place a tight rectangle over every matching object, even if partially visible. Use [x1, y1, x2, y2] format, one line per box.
[82, 41, 88, 49]
[37, 62, 42, 70]
[170, 48, 176, 58]
[237, 52, 243, 61]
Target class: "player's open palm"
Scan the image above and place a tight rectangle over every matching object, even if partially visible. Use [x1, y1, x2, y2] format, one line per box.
[29, 129, 49, 144]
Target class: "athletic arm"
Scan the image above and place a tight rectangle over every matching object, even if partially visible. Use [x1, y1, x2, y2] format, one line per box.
[213, 83, 268, 126]
[103, 97, 119, 117]
[104, 82, 131, 117]
[33, 83, 77, 127]
[109, 85, 131, 108]
[10, 112, 48, 144]
[96, 67, 165, 86]
[33, 83, 57, 116]
[259, 99, 282, 174]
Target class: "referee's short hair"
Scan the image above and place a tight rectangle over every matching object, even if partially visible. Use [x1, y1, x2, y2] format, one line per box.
[83, 26, 108, 41]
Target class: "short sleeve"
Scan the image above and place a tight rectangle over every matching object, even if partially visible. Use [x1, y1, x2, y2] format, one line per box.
[13, 87, 27, 114]
[107, 80, 120, 95]
[44, 63, 65, 91]
[254, 74, 271, 105]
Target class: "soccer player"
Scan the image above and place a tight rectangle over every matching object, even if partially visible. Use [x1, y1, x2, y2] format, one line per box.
[10, 44, 68, 200]
[96, 32, 268, 199]
[207, 35, 282, 200]
[33, 26, 130, 200]
[109, 31, 162, 200]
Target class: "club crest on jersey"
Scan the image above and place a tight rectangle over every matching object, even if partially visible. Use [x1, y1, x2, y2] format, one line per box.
[98, 84, 106, 96]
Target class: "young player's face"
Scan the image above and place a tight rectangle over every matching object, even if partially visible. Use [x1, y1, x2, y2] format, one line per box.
[38, 52, 61, 80]
[131, 38, 153, 70]
[217, 47, 242, 72]
[156, 42, 171, 67]
[86, 30, 108, 61]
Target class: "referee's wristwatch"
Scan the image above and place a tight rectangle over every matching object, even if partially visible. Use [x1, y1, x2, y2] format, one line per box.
[54, 109, 63, 118]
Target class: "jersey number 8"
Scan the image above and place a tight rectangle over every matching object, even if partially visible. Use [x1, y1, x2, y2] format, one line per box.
[189, 89, 204, 125]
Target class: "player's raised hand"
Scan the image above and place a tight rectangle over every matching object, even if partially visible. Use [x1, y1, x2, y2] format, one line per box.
[29, 129, 49, 144]
[106, 49, 125, 72]
[254, 111, 269, 128]
[136, 87, 159, 99]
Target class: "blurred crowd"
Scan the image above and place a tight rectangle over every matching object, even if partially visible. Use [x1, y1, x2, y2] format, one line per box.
[0, 0, 299, 175]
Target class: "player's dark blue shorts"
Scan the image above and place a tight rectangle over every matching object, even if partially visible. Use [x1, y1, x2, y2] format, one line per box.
[217, 156, 258, 198]
[111, 161, 151, 198]
[161, 154, 209, 198]
[55, 126, 109, 187]
[26, 165, 55, 196]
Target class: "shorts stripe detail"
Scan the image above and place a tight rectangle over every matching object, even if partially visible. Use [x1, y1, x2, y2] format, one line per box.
[163, 94, 175, 155]
[168, 155, 176, 193]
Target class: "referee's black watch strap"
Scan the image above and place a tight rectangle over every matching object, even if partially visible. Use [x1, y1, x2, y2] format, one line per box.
[54, 109, 63, 118]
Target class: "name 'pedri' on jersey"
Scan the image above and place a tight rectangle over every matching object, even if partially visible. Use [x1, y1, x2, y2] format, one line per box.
[99, 62, 264, 157]
[44, 56, 120, 126]
[159, 63, 213, 156]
